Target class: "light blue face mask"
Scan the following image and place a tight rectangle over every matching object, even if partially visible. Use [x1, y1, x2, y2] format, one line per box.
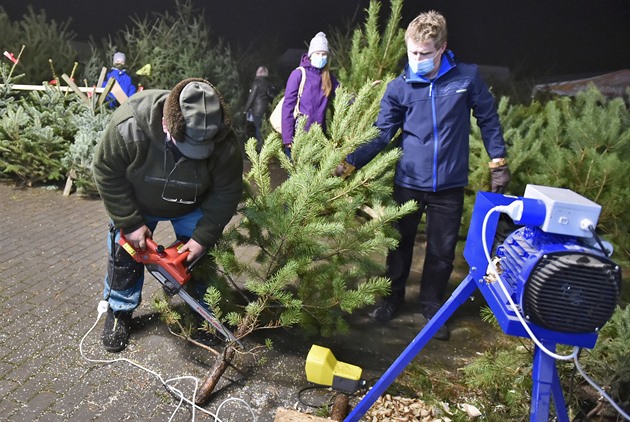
[311, 55, 328, 69]
[409, 56, 435, 76]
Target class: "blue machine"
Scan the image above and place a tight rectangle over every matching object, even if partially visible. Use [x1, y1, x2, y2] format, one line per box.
[345, 185, 622, 422]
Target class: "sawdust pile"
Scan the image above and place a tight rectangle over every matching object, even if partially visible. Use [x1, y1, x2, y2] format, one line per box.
[361, 394, 481, 421]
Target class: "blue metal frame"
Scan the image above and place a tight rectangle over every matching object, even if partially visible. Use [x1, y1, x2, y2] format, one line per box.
[345, 191, 597, 422]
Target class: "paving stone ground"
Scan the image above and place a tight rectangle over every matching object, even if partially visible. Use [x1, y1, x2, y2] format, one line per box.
[0, 179, 498, 422]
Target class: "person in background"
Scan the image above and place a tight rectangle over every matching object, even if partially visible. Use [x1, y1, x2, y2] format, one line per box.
[335, 10, 510, 340]
[93, 78, 243, 352]
[244, 65, 276, 153]
[281, 31, 339, 157]
[102, 52, 137, 107]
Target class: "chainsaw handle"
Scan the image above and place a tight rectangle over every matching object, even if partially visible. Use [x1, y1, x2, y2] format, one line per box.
[119, 232, 190, 266]
[144, 237, 190, 266]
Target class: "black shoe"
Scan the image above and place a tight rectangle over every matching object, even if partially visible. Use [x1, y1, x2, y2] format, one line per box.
[433, 323, 450, 341]
[370, 300, 400, 322]
[420, 302, 450, 341]
[102, 308, 132, 353]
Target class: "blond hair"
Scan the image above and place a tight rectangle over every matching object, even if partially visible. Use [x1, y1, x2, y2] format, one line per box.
[405, 10, 447, 49]
[321, 66, 333, 97]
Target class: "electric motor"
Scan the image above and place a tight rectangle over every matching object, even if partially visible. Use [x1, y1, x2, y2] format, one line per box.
[496, 226, 621, 334]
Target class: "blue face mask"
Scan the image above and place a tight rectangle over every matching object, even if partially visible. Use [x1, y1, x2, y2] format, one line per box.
[311, 55, 328, 69]
[409, 56, 435, 76]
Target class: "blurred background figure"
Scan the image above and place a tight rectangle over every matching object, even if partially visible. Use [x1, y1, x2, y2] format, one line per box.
[102, 51, 137, 107]
[244, 65, 276, 153]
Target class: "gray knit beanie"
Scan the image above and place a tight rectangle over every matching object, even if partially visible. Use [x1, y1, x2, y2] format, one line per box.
[308, 32, 329, 57]
[113, 52, 126, 66]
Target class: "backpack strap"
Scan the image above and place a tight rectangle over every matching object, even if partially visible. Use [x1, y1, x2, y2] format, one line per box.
[293, 66, 306, 118]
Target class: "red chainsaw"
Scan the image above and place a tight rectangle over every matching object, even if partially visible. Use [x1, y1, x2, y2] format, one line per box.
[118, 233, 239, 344]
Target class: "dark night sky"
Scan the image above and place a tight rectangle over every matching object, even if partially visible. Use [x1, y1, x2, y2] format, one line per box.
[2, 0, 629, 78]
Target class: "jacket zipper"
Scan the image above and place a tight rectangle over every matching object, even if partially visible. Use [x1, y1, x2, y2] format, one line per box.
[430, 82, 439, 192]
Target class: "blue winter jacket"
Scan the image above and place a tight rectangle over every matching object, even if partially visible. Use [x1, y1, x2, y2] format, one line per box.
[102, 68, 137, 107]
[281, 54, 339, 145]
[346, 51, 506, 192]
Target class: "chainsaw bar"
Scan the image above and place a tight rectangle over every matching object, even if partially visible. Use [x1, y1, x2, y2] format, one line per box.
[118, 233, 240, 347]
[172, 281, 240, 345]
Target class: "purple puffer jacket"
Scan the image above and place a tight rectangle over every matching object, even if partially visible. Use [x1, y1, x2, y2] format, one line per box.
[281, 54, 339, 145]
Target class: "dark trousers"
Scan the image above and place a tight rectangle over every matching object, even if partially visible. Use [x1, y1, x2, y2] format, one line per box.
[385, 185, 464, 307]
[252, 114, 264, 152]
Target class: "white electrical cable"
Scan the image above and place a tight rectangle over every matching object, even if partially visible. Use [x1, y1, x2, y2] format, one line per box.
[79, 301, 257, 422]
[215, 398, 258, 422]
[482, 207, 579, 361]
[482, 206, 630, 419]
[573, 355, 630, 420]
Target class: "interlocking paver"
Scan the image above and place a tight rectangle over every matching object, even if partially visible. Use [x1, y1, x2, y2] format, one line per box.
[20, 391, 57, 420]
[0, 398, 21, 419]
[0, 181, 306, 421]
[0, 176, 495, 421]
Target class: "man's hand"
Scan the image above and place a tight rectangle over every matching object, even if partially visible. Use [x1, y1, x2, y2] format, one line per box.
[126, 225, 153, 250]
[333, 161, 355, 179]
[178, 238, 207, 264]
[489, 158, 511, 194]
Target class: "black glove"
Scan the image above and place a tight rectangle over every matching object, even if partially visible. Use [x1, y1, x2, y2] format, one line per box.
[490, 164, 511, 193]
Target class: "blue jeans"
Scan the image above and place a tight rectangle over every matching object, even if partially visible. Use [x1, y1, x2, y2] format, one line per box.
[103, 208, 205, 313]
[385, 185, 464, 307]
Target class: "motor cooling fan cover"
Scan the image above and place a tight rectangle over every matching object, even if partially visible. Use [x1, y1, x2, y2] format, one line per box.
[498, 227, 622, 334]
[523, 252, 621, 333]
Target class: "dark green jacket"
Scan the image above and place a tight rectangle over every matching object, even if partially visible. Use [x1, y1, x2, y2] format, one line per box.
[93, 90, 243, 248]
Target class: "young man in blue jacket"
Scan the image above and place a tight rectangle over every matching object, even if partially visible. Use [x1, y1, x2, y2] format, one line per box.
[338, 10, 510, 340]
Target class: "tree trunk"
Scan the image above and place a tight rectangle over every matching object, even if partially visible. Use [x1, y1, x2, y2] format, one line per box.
[330, 394, 350, 421]
[195, 322, 250, 405]
[195, 344, 236, 405]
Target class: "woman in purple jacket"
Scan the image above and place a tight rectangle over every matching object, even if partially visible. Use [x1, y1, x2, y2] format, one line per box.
[281, 32, 339, 156]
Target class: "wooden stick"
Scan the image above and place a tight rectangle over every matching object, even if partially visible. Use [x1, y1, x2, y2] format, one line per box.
[65, 62, 79, 98]
[61, 74, 89, 103]
[0, 84, 106, 93]
[63, 169, 76, 197]
[93, 67, 108, 108]
[109, 79, 129, 105]
[98, 78, 115, 107]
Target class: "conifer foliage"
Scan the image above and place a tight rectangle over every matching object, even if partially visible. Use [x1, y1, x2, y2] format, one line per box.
[193, 81, 417, 404]
[0, 7, 78, 85]
[468, 86, 630, 264]
[0, 87, 82, 185]
[336, 0, 407, 93]
[93, 0, 242, 113]
[461, 305, 630, 420]
[0, 62, 110, 189]
[62, 106, 111, 194]
[215, 81, 415, 338]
